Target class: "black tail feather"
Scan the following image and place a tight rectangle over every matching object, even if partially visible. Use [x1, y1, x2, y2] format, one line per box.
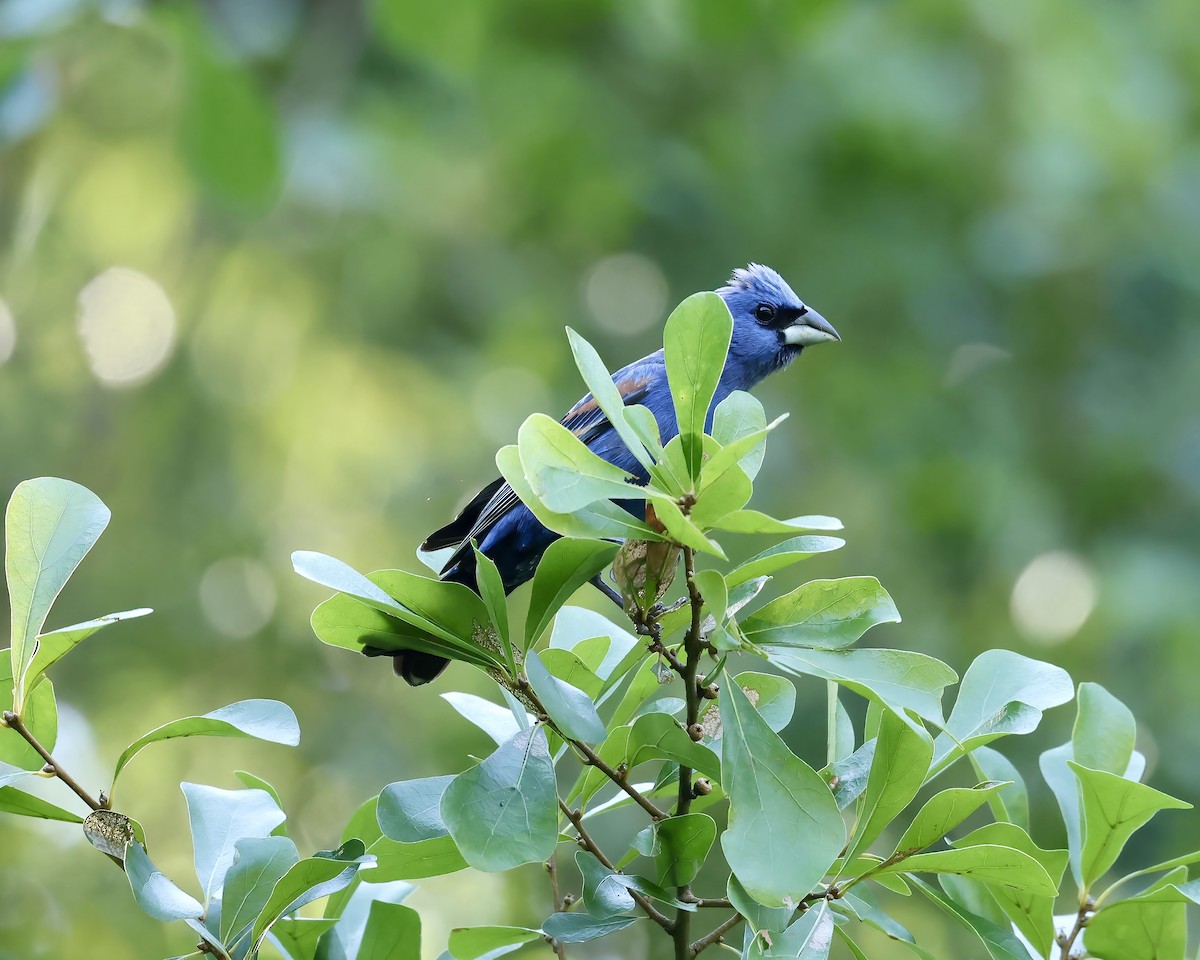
[421, 477, 506, 551]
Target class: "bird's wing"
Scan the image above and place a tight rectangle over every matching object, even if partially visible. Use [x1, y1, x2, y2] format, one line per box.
[424, 368, 657, 567]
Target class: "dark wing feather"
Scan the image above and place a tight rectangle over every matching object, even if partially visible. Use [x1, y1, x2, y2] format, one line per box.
[421, 476, 506, 551]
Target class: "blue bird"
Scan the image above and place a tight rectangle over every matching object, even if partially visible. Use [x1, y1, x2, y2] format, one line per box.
[392, 264, 840, 684]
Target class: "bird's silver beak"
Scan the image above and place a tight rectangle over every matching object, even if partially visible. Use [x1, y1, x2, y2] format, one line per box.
[783, 307, 841, 346]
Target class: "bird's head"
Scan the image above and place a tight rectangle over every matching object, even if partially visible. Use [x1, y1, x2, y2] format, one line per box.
[717, 263, 839, 383]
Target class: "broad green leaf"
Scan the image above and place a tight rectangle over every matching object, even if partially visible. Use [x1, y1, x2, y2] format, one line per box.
[525, 538, 620, 650]
[711, 390, 768, 479]
[250, 848, 369, 949]
[843, 710, 933, 864]
[441, 692, 532, 747]
[627, 712, 720, 780]
[937, 875, 1010, 927]
[1071, 761, 1191, 886]
[1040, 742, 1085, 885]
[712, 511, 844, 535]
[525, 650, 606, 742]
[728, 873, 792, 934]
[518, 413, 649, 512]
[727, 536, 845, 587]
[549, 606, 640, 683]
[441, 727, 558, 872]
[1085, 884, 1189, 960]
[368, 835, 468, 881]
[566, 328, 655, 472]
[933, 650, 1073, 775]
[746, 901, 834, 960]
[541, 648, 604, 699]
[496, 444, 661, 543]
[664, 291, 733, 478]
[1073, 682, 1135, 777]
[112, 700, 299, 789]
[577, 849, 635, 917]
[25, 608, 153, 692]
[219, 836, 299, 943]
[378, 776, 454, 843]
[719, 674, 844, 906]
[540, 912, 638, 943]
[742, 578, 900, 650]
[448, 925, 541, 960]
[689, 462, 752, 530]
[699, 415, 788, 493]
[952, 822, 1068, 956]
[971, 747, 1029, 830]
[768, 647, 956, 725]
[357, 901, 421, 960]
[181, 783, 286, 902]
[652, 496, 727, 558]
[124, 841, 204, 922]
[836, 888, 917, 943]
[6, 478, 110, 711]
[633, 813, 716, 887]
[472, 546, 512, 669]
[271, 917, 337, 960]
[909, 875, 1037, 960]
[567, 725, 632, 806]
[894, 782, 1011, 856]
[0, 784, 84, 821]
[369, 568, 493, 652]
[233, 771, 287, 837]
[823, 738, 876, 811]
[699, 671, 796, 742]
[876, 844, 1057, 895]
[831, 694, 855, 763]
[0, 658, 57, 769]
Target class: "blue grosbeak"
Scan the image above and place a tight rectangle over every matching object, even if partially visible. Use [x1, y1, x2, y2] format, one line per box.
[394, 264, 839, 684]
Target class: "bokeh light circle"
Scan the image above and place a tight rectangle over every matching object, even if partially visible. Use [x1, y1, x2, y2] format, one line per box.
[1010, 550, 1097, 645]
[77, 267, 177, 388]
[199, 557, 278, 639]
[584, 252, 668, 335]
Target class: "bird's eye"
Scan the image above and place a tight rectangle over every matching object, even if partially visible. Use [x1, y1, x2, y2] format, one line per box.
[754, 304, 776, 324]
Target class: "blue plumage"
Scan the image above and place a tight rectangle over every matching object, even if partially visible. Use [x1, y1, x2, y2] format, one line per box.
[395, 264, 839, 683]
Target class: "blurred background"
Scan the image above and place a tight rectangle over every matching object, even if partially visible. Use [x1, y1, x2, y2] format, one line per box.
[1, 0, 1197, 956]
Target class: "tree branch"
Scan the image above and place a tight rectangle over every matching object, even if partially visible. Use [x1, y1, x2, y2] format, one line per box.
[545, 854, 568, 959]
[1058, 899, 1092, 959]
[1, 709, 103, 812]
[690, 912, 744, 956]
[570, 736, 669, 821]
[558, 801, 675, 932]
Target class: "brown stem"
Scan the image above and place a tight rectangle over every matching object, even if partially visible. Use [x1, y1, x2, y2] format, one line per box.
[558, 801, 675, 931]
[1058, 900, 1092, 959]
[571, 737, 669, 821]
[672, 548, 706, 960]
[681, 896, 733, 909]
[545, 855, 568, 960]
[2, 710, 102, 812]
[690, 913, 744, 956]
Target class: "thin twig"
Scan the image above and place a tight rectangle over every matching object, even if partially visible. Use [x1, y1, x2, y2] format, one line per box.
[558, 800, 675, 932]
[545, 855, 568, 959]
[2, 710, 102, 811]
[571, 737, 669, 821]
[681, 896, 733, 909]
[1058, 900, 1092, 959]
[690, 913, 744, 956]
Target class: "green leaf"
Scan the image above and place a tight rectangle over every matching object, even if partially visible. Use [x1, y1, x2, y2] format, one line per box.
[525, 538, 620, 650]
[357, 901, 421, 960]
[699, 415, 788, 495]
[441, 726, 558, 872]
[540, 912, 638, 943]
[712, 511, 844, 535]
[541, 648, 604, 699]
[525, 650, 606, 742]
[742, 577, 900, 650]
[728, 873, 792, 935]
[823, 739, 876, 811]
[1039, 742, 1085, 886]
[472, 546, 512, 669]
[378, 776, 454, 843]
[0, 658, 57, 770]
[233, 771, 287, 837]
[219, 836, 299, 943]
[664, 291, 733, 478]
[1070, 761, 1191, 887]
[0, 784, 84, 821]
[1073, 682, 1135, 777]
[566, 328, 656, 473]
[368, 835, 467, 881]
[549, 606, 641, 685]
[441, 692, 531, 747]
[711, 390, 768, 479]
[124, 842, 204, 922]
[875, 844, 1057, 895]
[634, 813, 716, 887]
[6, 477, 110, 712]
[448, 925, 541, 960]
[250, 848, 369, 949]
[727, 537, 845, 587]
[627, 712, 720, 781]
[835, 888, 917, 944]
[496, 444, 660, 543]
[719, 673, 844, 906]
[652, 496, 727, 558]
[689, 462, 752, 530]
[843, 709, 933, 864]
[175, 5, 280, 209]
[518, 413, 647, 512]
[746, 901, 834, 960]
[699, 671, 795, 742]
[909, 875, 1037, 960]
[932, 650, 1073, 775]
[112, 700, 299, 789]
[181, 783, 286, 902]
[271, 917, 337, 960]
[971, 747, 1029, 830]
[1085, 884, 1189, 960]
[25, 608, 153, 693]
[894, 782, 1011, 856]
[768, 647, 956, 725]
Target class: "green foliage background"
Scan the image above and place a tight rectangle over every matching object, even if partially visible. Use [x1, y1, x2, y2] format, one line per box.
[0, 1, 1197, 956]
